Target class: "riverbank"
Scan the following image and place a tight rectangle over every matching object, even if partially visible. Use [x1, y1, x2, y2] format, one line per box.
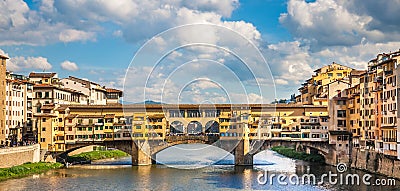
[0, 162, 63, 181]
[271, 146, 325, 163]
[67, 150, 129, 163]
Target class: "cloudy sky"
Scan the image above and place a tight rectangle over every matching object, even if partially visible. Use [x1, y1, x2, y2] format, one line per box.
[1, 0, 400, 103]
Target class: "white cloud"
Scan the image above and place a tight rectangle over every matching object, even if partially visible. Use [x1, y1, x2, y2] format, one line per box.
[275, 79, 288, 85]
[1, 49, 53, 72]
[59, 29, 95, 43]
[278, 0, 400, 51]
[8, 56, 52, 72]
[0, 0, 259, 48]
[60, 60, 79, 71]
[0, 0, 97, 45]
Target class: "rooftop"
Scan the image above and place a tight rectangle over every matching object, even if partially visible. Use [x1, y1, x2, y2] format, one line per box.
[67, 76, 100, 86]
[106, 88, 122, 93]
[29, 72, 57, 78]
[0, 54, 9, 59]
[350, 70, 367, 76]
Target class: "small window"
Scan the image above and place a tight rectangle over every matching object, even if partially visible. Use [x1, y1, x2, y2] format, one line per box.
[42, 118, 46, 122]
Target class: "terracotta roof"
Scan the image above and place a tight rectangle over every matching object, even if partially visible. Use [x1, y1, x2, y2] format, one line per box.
[34, 84, 53, 88]
[33, 84, 85, 94]
[0, 55, 9, 59]
[106, 88, 122, 93]
[6, 79, 31, 84]
[29, 72, 56, 78]
[351, 70, 367, 76]
[55, 105, 69, 111]
[33, 113, 57, 117]
[41, 104, 55, 110]
[66, 114, 78, 119]
[105, 114, 115, 119]
[66, 76, 103, 87]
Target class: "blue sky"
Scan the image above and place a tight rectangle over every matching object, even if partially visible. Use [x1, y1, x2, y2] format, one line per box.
[1, 0, 400, 103]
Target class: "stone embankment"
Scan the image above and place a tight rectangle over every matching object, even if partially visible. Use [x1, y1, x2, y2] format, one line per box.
[0, 144, 40, 168]
[349, 148, 400, 179]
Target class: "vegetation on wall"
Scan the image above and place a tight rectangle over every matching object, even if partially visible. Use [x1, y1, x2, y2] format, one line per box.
[271, 146, 325, 163]
[67, 150, 129, 163]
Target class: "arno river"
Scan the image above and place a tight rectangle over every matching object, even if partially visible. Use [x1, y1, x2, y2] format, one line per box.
[0, 144, 399, 191]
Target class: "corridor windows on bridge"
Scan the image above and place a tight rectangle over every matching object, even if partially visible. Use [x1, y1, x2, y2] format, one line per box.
[204, 110, 220, 117]
[169, 110, 185, 118]
[187, 110, 202, 118]
[147, 118, 162, 123]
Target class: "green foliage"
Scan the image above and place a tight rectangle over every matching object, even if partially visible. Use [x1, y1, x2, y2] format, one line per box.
[0, 162, 63, 181]
[67, 150, 128, 163]
[271, 146, 325, 163]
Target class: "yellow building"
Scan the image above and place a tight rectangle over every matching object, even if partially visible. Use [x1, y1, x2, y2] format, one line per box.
[299, 62, 353, 106]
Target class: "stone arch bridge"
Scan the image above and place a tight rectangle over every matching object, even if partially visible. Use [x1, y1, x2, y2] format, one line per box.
[63, 136, 338, 166]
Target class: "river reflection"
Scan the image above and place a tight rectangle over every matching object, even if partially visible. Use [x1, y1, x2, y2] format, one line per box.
[0, 150, 399, 191]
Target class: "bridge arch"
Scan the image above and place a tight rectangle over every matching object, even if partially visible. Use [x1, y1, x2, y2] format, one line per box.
[170, 121, 185, 135]
[155, 143, 233, 167]
[187, 121, 202, 135]
[205, 120, 219, 134]
[250, 140, 333, 164]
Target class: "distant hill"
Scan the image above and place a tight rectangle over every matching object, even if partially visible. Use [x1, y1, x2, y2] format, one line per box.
[120, 100, 164, 105]
[141, 100, 164, 104]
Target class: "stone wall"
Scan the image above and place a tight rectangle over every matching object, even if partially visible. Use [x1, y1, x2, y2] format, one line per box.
[0, 144, 40, 168]
[350, 148, 400, 179]
[67, 146, 95, 156]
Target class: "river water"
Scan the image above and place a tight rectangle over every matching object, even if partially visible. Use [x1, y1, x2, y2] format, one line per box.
[0, 144, 399, 191]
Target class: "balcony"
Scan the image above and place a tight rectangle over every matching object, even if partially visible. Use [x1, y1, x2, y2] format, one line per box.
[383, 138, 396, 142]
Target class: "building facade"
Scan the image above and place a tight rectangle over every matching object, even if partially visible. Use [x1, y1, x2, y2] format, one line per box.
[60, 76, 107, 105]
[5, 73, 34, 145]
[0, 55, 8, 145]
